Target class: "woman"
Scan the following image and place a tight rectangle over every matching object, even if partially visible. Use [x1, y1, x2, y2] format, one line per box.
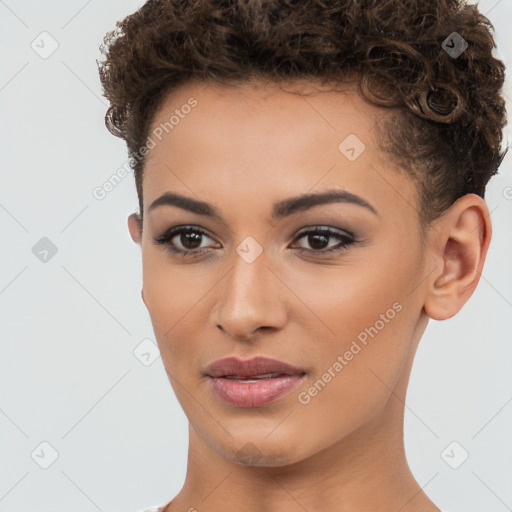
[97, 0, 507, 510]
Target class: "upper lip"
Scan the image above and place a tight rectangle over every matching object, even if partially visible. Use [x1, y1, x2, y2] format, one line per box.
[204, 356, 307, 378]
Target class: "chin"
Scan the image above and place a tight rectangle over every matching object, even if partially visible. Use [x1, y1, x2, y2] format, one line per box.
[211, 429, 310, 468]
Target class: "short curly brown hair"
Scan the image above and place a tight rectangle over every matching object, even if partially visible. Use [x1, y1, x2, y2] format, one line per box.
[97, 0, 507, 225]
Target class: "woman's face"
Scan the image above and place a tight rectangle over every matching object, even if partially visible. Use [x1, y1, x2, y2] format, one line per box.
[131, 80, 434, 466]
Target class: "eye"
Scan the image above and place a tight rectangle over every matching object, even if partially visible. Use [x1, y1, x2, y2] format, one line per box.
[154, 225, 357, 258]
[290, 226, 356, 255]
[154, 225, 218, 255]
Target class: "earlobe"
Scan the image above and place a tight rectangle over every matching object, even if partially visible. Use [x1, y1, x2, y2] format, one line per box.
[128, 212, 142, 244]
[423, 194, 492, 321]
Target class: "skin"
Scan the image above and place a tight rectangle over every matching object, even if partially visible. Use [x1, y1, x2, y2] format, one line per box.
[127, 79, 491, 512]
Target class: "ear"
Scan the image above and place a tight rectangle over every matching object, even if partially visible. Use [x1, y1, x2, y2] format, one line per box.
[127, 213, 147, 306]
[128, 212, 142, 244]
[423, 194, 492, 320]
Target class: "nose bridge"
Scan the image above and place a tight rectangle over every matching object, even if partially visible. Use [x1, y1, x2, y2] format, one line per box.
[224, 242, 273, 311]
[212, 238, 286, 338]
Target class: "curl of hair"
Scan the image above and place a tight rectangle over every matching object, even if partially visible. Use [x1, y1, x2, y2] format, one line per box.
[97, 0, 507, 223]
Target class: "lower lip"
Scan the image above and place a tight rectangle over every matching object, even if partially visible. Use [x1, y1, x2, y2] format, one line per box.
[207, 374, 306, 407]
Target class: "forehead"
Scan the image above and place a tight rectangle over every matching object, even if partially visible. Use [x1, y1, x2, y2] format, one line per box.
[142, 80, 416, 222]
[147, 80, 385, 154]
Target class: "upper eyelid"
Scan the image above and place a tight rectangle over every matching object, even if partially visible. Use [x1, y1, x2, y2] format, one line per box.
[159, 224, 353, 237]
[294, 225, 355, 238]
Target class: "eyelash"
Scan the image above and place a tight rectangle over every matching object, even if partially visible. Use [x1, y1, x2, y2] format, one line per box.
[154, 225, 357, 257]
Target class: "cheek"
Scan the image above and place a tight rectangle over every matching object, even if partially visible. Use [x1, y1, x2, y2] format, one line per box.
[280, 251, 414, 336]
[141, 254, 205, 352]
[286, 272, 415, 452]
[279, 243, 420, 384]
[291, 277, 410, 386]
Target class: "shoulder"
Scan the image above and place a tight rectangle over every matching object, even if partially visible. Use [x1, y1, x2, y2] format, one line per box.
[137, 497, 174, 512]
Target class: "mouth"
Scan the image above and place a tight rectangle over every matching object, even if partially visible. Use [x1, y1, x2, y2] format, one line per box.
[204, 356, 307, 379]
[204, 356, 307, 407]
[221, 372, 298, 382]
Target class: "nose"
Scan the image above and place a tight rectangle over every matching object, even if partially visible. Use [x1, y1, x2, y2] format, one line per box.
[211, 247, 288, 342]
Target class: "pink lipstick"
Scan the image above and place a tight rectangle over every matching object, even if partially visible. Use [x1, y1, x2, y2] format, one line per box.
[204, 356, 307, 407]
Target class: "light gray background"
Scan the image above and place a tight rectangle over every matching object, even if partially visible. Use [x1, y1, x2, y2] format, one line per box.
[0, 1, 511, 511]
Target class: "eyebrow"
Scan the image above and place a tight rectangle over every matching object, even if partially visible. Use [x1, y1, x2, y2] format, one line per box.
[148, 189, 378, 220]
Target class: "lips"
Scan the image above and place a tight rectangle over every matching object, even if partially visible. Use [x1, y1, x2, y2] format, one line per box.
[204, 356, 306, 379]
[204, 356, 307, 407]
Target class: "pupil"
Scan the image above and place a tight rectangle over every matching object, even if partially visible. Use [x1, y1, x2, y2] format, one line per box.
[309, 234, 328, 250]
[182, 232, 202, 249]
